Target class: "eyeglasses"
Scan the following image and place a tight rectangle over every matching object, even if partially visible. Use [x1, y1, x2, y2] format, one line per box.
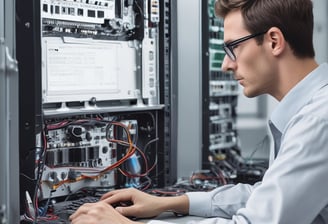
[223, 31, 267, 61]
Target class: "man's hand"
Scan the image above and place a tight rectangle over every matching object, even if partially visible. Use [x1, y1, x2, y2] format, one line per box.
[101, 188, 189, 218]
[69, 200, 144, 224]
[100, 188, 165, 218]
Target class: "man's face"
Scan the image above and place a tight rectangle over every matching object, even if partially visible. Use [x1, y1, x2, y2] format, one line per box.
[221, 10, 277, 98]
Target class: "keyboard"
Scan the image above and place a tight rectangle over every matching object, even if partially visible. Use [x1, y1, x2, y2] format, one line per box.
[54, 196, 100, 220]
[33, 196, 100, 223]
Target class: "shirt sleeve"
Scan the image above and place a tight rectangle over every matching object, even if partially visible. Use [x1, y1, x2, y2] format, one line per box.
[147, 221, 175, 224]
[146, 217, 248, 224]
[187, 183, 259, 218]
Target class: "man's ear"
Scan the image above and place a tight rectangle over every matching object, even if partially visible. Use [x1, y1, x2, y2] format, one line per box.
[267, 27, 286, 56]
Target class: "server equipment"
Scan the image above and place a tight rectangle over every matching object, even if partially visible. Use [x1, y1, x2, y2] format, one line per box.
[201, 0, 267, 185]
[16, 0, 177, 223]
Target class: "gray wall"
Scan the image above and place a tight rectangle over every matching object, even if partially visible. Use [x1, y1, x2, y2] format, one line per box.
[177, 0, 202, 178]
[313, 0, 328, 63]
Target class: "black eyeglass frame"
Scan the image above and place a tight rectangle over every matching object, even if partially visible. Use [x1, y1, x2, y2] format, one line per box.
[223, 31, 267, 61]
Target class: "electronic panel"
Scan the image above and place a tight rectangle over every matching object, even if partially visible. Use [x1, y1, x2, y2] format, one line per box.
[40, 0, 159, 108]
[17, 0, 176, 223]
[38, 116, 118, 200]
[42, 38, 139, 103]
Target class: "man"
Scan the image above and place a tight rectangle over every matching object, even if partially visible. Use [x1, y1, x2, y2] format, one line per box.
[70, 0, 328, 223]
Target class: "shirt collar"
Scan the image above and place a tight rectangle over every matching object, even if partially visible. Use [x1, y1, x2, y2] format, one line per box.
[270, 62, 328, 133]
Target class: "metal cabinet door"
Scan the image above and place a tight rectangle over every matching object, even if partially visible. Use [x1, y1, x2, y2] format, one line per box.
[0, 0, 20, 223]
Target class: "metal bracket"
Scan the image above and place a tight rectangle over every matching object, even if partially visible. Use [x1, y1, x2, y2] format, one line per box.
[0, 37, 5, 74]
[0, 204, 6, 224]
[0, 37, 18, 75]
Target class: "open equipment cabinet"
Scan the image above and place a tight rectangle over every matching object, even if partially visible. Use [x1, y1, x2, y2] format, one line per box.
[16, 0, 178, 223]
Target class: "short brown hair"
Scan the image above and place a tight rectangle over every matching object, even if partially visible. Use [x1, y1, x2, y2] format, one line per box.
[215, 0, 315, 58]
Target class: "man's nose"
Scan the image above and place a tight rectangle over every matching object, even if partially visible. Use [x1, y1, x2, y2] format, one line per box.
[221, 54, 236, 72]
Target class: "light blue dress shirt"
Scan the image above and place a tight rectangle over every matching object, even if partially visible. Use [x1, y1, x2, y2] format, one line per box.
[149, 63, 328, 224]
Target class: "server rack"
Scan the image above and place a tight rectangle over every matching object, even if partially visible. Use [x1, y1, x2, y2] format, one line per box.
[201, 0, 268, 184]
[16, 0, 178, 221]
[202, 0, 239, 178]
